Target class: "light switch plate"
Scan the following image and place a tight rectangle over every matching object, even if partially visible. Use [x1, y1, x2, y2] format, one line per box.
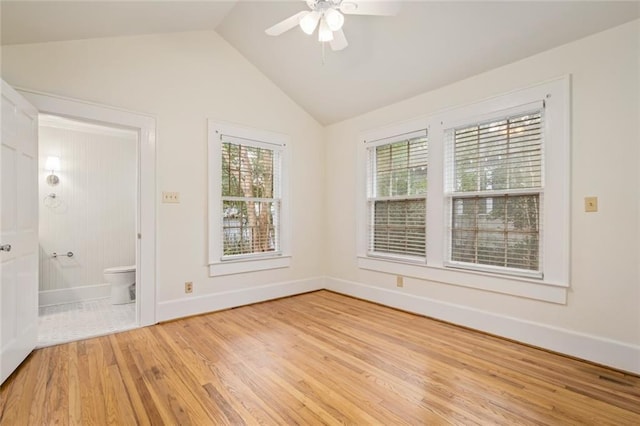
[584, 196, 598, 212]
[162, 191, 180, 203]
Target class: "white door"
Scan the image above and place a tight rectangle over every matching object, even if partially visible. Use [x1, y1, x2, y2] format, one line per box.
[1, 80, 39, 385]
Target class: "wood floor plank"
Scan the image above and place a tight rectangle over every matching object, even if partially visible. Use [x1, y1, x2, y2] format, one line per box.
[159, 327, 261, 424]
[28, 346, 54, 425]
[144, 326, 237, 424]
[44, 344, 69, 425]
[162, 322, 279, 424]
[1, 290, 639, 425]
[106, 333, 152, 425]
[67, 341, 83, 425]
[0, 351, 41, 424]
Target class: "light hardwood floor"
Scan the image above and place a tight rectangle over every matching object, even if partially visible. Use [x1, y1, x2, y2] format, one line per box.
[1, 290, 639, 425]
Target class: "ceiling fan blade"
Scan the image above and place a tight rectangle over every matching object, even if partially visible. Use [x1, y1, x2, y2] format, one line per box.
[339, 1, 400, 16]
[265, 11, 308, 36]
[330, 29, 348, 51]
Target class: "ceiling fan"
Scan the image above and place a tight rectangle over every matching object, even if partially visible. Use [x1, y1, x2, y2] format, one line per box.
[265, 0, 399, 51]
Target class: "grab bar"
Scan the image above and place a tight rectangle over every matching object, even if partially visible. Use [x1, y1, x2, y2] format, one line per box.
[52, 251, 74, 258]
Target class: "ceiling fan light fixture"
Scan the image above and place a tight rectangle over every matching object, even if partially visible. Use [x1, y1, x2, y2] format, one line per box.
[318, 18, 334, 42]
[299, 11, 321, 35]
[324, 8, 344, 31]
[266, 0, 399, 52]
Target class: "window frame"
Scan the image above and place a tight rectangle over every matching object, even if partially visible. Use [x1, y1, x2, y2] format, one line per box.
[208, 120, 290, 276]
[356, 77, 570, 303]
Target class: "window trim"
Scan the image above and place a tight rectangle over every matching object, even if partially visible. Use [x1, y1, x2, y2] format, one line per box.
[208, 120, 291, 276]
[357, 77, 570, 303]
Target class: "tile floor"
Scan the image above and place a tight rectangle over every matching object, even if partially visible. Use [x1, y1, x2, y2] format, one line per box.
[38, 298, 137, 347]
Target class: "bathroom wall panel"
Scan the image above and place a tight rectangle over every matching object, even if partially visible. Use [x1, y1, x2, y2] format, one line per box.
[38, 120, 136, 293]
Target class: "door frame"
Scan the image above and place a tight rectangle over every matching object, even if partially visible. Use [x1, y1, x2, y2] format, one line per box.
[19, 88, 157, 327]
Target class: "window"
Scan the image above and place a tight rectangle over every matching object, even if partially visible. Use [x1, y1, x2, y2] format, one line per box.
[445, 108, 543, 278]
[222, 141, 281, 258]
[357, 77, 569, 303]
[367, 131, 428, 260]
[208, 121, 290, 276]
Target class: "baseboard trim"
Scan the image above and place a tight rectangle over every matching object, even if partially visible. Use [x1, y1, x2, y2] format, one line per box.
[324, 277, 640, 375]
[156, 277, 324, 322]
[39, 284, 111, 307]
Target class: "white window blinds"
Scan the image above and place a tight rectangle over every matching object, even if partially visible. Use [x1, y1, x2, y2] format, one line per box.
[221, 136, 282, 259]
[367, 133, 428, 258]
[446, 108, 544, 276]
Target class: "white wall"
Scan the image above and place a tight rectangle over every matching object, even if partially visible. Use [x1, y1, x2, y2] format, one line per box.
[38, 118, 136, 304]
[324, 20, 640, 373]
[1, 30, 326, 317]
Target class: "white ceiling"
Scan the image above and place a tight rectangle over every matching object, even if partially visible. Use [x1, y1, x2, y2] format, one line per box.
[2, 1, 639, 125]
[0, 0, 237, 44]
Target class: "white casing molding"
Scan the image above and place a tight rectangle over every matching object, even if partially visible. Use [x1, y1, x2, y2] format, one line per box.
[157, 277, 324, 322]
[18, 88, 157, 328]
[324, 277, 640, 375]
[39, 284, 111, 307]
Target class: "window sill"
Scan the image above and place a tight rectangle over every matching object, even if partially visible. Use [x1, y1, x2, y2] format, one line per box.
[209, 255, 291, 276]
[366, 252, 426, 264]
[357, 256, 568, 304]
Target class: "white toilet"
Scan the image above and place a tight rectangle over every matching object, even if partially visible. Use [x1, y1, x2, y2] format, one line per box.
[104, 265, 136, 304]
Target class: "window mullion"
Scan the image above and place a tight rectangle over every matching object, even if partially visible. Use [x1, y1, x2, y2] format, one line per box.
[473, 196, 478, 264]
[449, 188, 540, 198]
[476, 125, 481, 192]
[504, 195, 508, 268]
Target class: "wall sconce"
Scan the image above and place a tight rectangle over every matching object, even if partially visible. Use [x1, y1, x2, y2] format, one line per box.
[45, 156, 61, 186]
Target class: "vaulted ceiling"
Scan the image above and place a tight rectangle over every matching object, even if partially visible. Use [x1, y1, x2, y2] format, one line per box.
[2, 1, 639, 124]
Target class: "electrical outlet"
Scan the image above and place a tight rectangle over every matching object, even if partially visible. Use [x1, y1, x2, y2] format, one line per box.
[584, 196, 598, 213]
[162, 191, 180, 203]
[396, 275, 404, 288]
[185, 282, 193, 293]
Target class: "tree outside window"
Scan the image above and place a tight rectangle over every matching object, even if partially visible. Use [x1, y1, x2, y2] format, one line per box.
[221, 142, 280, 257]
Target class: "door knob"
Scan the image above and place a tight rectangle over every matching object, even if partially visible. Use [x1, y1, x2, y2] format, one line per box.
[0, 244, 11, 252]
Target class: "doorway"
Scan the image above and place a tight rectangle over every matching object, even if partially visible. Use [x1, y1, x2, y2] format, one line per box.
[19, 89, 157, 341]
[37, 115, 138, 346]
